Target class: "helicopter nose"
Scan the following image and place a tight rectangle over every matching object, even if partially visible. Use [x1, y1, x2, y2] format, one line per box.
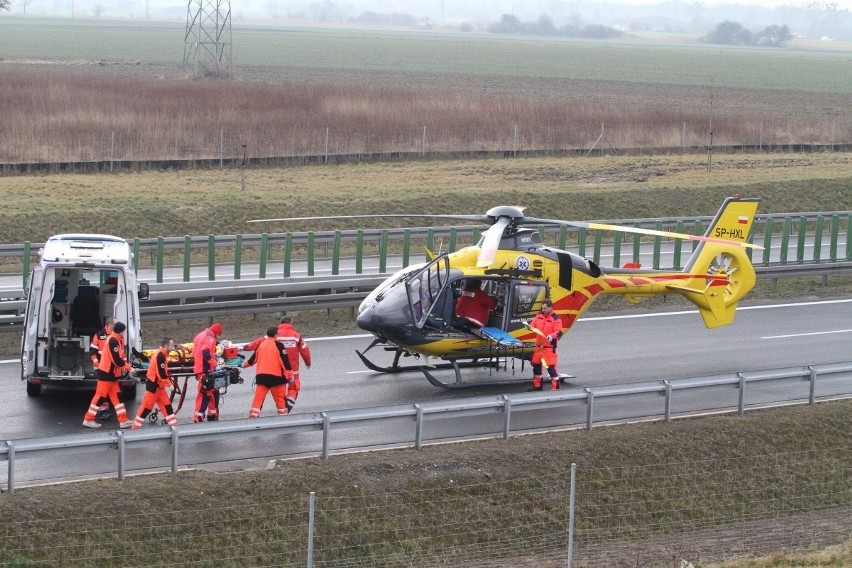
[356, 305, 379, 333]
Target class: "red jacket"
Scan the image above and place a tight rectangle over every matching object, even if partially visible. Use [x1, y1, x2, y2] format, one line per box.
[192, 327, 218, 375]
[455, 289, 497, 327]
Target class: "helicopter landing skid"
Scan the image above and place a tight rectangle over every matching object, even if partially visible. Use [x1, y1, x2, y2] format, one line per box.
[420, 360, 530, 390]
[356, 348, 489, 375]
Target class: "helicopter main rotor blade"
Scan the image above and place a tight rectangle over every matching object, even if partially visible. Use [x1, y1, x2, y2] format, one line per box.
[247, 213, 490, 224]
[519, 217, 763, 250]
[476, 217, 512, 268]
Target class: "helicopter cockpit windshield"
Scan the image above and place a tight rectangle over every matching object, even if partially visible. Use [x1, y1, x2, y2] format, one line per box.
[405, 254, 452, 329]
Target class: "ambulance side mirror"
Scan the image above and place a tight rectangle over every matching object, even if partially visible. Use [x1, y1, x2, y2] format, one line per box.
[138, 282, 150, 301]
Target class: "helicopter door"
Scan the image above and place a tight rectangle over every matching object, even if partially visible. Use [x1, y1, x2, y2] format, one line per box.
[507, 282, 549, 332]
[405, 254, 451, 329]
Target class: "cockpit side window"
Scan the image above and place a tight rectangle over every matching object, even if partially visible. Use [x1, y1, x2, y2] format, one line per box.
[513, 284, 548, 317]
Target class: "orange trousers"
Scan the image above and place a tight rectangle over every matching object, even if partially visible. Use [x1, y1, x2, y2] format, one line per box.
[249, 384, 288, 418]
[84, 380, 129, 422]
[133, 386, 177, 428]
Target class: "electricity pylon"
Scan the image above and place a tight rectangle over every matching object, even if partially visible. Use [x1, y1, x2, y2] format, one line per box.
[183, 0, 232, 77]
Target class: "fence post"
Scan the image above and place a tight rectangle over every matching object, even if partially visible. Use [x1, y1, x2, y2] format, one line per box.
[402, 228, 411, 268]
[22, 241, 30, 290]
[829, 215, 839, 262]
[170, 425, 179, 474]
[762, 218, 774, 266]
[632, 225, 640, 263]
[808, 365, 817, 405]
[117, 431, 126, 481]
[307, 232, 315, 277]
[219, 129, 224, 168]
[664, 380, 673, 423]
[332, 231, 341, 275]
[321, 413, 331, 460]
[110, 130, 115, 172]
[612, 231, 621, 268]
[673, 221, 683, 269]
[737, 372, 746, 416]
[379, 230, 388, 273]
[355, 230, 363, 274]
[780, 217, 792, 264]
[796, 216, 807, 263]
[422, 126, 427, 157]
[324, 128, 329, 164]
[415, 404, 423, 450]
[653, 220, 662, 270]
[259, 233, 268, 279]
[156, 236, 164, 284]
[283, 233, 292, 278]
[234, 234, 242, 280]
[183, 235, 191, 282]
[813, 216, 824, 263]
[208, 234, 216, 281]
[593, 229, 602, 266]
[307, 492, 316, 568]
[585, 388, 594, 431]
[567, 462, 576, 568]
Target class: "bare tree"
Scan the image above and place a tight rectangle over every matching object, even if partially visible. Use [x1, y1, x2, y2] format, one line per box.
[19, 0, 32, 14]
[0, 0, 11, 11]
[93, 2, 105, 17]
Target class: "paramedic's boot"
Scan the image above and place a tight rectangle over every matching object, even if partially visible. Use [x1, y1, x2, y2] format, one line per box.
[531, 375, 543, 391]
[82, 419, 102, 429]
[119, 420, 133, 429]
[551, 378, 560, 390]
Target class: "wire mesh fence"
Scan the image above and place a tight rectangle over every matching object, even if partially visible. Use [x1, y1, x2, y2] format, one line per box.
[1, 121, 849, 168]
[0, 447, 848, 567]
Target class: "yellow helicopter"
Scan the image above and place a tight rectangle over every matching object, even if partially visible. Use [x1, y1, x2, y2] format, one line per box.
[250, 196, 760, 388]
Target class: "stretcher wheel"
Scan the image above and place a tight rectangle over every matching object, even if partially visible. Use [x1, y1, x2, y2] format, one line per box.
[148, 411, 159, 423]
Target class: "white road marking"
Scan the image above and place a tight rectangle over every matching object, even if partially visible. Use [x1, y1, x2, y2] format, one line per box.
[762, 329, 852, 340]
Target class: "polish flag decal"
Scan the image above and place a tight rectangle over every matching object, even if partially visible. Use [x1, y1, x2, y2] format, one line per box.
[738, 215, 749, 224]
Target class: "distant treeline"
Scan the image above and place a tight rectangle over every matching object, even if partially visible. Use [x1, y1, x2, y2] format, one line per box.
[488, 14, 623, 40]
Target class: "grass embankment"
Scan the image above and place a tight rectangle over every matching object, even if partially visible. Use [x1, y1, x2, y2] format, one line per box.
[0, 400, 848, 566]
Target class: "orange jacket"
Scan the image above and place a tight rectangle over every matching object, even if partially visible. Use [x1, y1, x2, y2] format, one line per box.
[146, 347, 173, 385]
[244, 337, 292, 386]
[245, 323, 312, 372]
[96, 332, 131, 380]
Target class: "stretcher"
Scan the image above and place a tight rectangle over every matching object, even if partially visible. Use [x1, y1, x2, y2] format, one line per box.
[130, 341, 245, 424]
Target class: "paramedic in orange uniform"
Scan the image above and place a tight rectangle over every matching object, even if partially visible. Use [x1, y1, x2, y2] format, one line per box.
[244, 314, 311, 414]
[530, 299, 563, 391]
[89, 316, 115, 369]
[242, 326, 293, 418]
[82, 321, 133, 428]
[132, 337, 178, 429]
[193, 322, 222, 422]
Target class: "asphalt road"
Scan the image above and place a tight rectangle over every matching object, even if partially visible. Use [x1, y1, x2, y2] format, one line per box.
[1, 297, 850, 486]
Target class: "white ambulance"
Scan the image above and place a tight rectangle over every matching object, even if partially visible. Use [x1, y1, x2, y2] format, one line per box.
[20, 234, 149, 397]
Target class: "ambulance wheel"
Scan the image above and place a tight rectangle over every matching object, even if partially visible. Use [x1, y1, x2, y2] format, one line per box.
[26, 381, 42, 396]
[121, 384, 137, 400]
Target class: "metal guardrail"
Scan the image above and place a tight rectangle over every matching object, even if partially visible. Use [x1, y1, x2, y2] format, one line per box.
[2, 361, 850, 494]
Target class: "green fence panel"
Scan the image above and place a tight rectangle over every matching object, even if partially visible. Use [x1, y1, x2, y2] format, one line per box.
[332, 231, 341, 276]
[449, 227, 457, 253]
[632, 224, 640, 264]
[829, 215, 839, 262]
[426, 228, 435, 260]
[693, 221, 702, 252]
[796, 216, 807, 263]
[207, 235, 216, 281]
[762, 218, 773, 266]
[379, 230, 389, 273]
[259, 233, 268, 279]
[307, 232, 315, 277]
[156, 236, 164, 284]
[284, 233, 292, 278]
[234, 234, 242, 280]
[355, 230, 363, 275]
[847, 214, 851, 261]
[578, 227, 587, 258]
[22, 241, 30, 289]
[653, 220, 662, 270]
[813, 216, 824, 263]
[402, 229, 411, 268]
[593, 230, 602, 265]
[612, 232, 621, 268]
[673, 221, 683, 270]
[183, 235, 191, 282]
[559, 226, 567, 249]
[472, 227, 481, 245]
[780, 217, 792, 264]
